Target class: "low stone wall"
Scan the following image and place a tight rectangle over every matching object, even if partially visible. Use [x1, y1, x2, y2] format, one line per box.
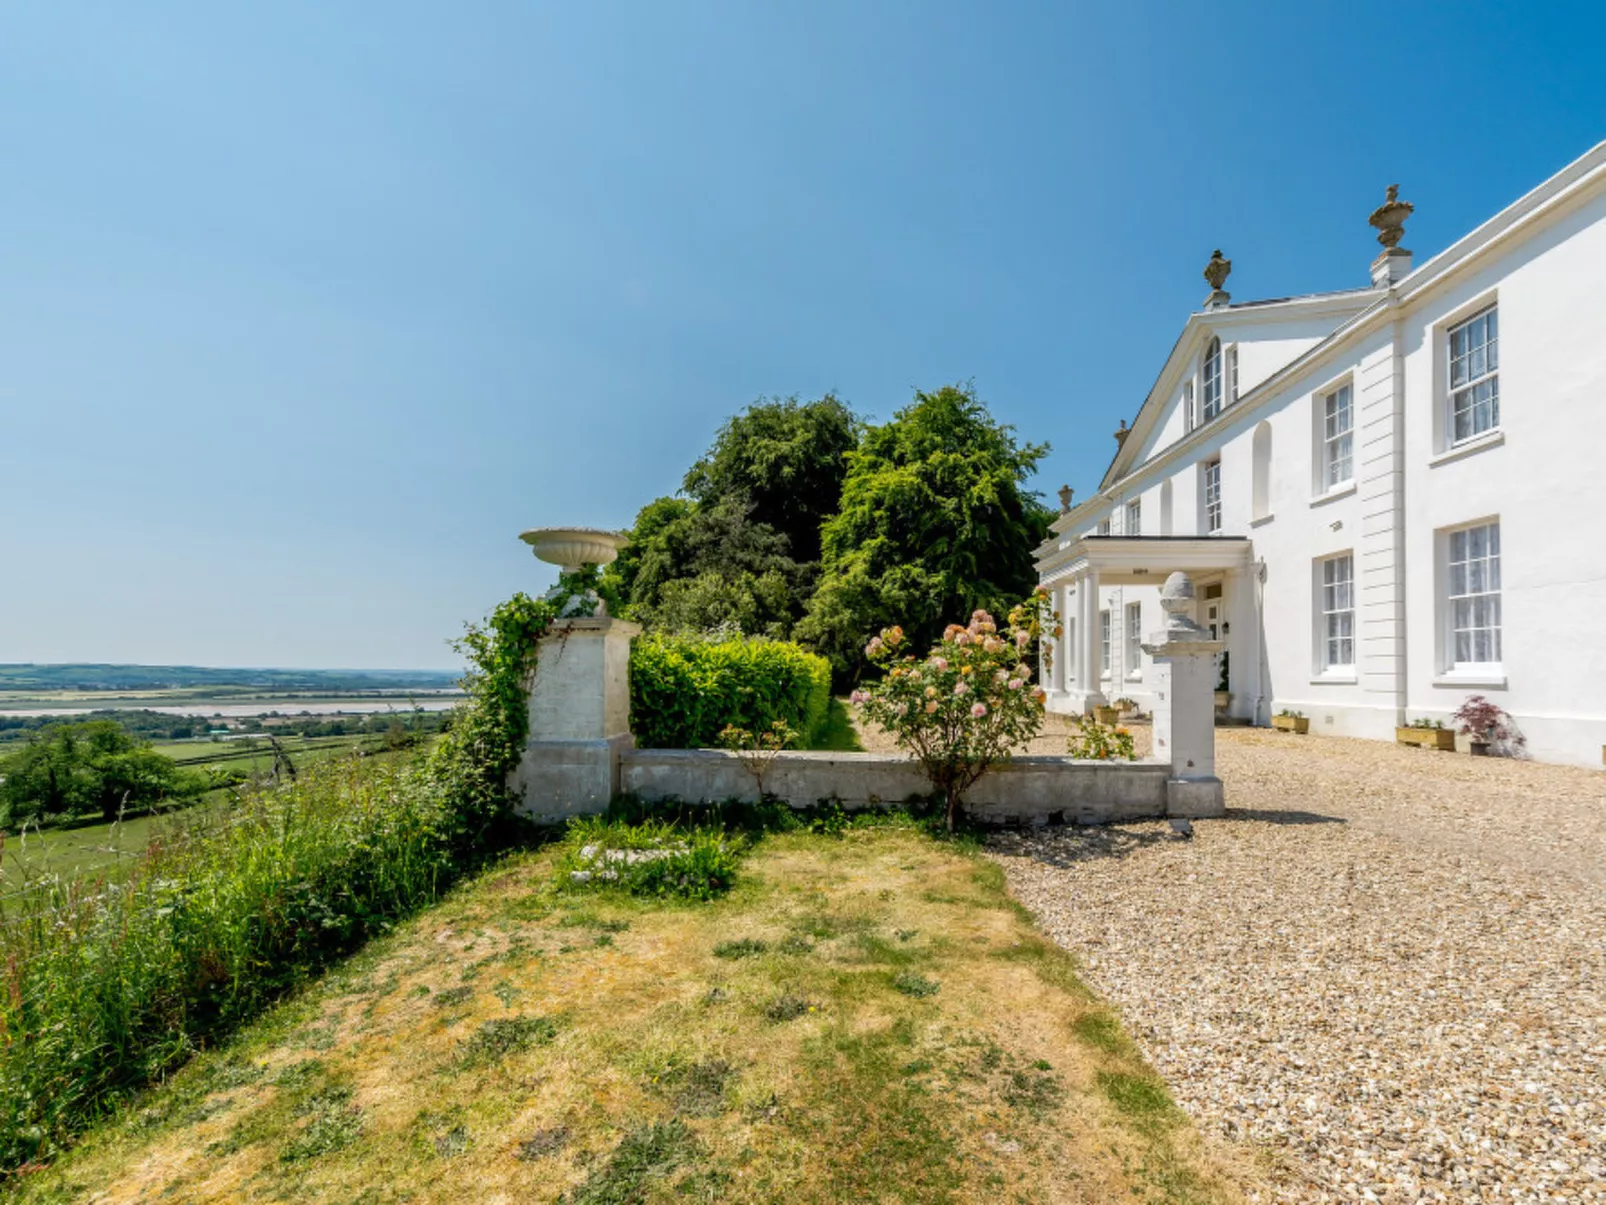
[618, 748, 1177, 826]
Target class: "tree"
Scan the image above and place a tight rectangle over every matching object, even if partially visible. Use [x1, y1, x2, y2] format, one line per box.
[607, 396, 858, 639]
[682, 394, 860, 565]
[0, 721, 199, 826]
[798, 384, 1054, 678]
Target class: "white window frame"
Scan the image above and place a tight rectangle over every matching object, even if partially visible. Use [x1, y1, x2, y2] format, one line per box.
[1321, 382, 1354, 490]
[1447, 305, 1499, 447]
[1097, 517, 1111, 536]
[1124, 602, 1142, 681]
[1183, 380, 1196, 432]
[1442, 519, 1502, 672]
[1125, 498, 1141, 535]
[1202, 338, 1224, 422]
[1226, 344, 1239, 406]
[1099, 609, 1111, 681]
[1317, 553, 1355, 673]
[1202, 459, 1222, 534]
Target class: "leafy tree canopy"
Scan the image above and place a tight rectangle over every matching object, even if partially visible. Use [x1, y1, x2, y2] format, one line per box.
[797, 384, 1053, 677]
[682, 394, 859, 565]
[0, 721, 200, 826]
[607, 395, 859, 638]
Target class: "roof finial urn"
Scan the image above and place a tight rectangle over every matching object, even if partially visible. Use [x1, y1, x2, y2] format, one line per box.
[1113, 418, 1130, 448]
[1202, 249, 1231, 308]
[1057, 484, 1074, 512]
[1368, 184, 1414, 249]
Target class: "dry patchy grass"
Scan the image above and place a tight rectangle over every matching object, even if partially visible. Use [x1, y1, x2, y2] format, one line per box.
[7, 828, 1250, 1204]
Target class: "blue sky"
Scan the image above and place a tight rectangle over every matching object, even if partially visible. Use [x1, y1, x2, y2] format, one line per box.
[3, 1, 1602, 669]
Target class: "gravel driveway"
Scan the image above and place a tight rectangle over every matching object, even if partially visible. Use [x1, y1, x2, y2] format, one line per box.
[982, 725, 1605, 1203]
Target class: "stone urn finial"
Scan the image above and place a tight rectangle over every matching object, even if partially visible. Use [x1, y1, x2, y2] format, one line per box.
[1057, 483, 1074, 512]
[1113, 418, 1130, 448]
[519, 526, 629, 617]
[1369, 184, 1414, 249]
[1202, 249, 1231, 308]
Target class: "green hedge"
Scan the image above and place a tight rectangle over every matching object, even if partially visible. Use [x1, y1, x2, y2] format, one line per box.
[629, 635, 832, 750]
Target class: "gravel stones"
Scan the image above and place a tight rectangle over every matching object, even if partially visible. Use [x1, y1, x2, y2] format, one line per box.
[988, 728, 1606, 1203]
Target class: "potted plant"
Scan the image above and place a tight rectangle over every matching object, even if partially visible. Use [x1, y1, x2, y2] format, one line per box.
[1112, 696, 1138, 715]
[1092, 703, 1121, 725]
[1271, 708, 1308, 734]
[1451, 694, 1525, 757]
[1213, 651, 1231, 713]
[1395, 717, 1455, 751]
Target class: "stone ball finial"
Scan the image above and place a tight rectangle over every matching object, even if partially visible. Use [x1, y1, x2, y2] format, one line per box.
[1369, 184, 1414, 249]
[1057, 483, 1074, 512]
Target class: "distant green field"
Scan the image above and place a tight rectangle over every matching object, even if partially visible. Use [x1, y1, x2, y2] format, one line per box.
[0, 737, 431, 887]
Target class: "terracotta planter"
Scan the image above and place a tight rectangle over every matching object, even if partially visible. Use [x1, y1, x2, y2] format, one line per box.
[1271, 715, 1309, 734]
[1396, 727, 1455, 751]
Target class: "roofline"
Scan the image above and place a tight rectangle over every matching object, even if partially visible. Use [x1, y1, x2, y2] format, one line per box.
[1092, 139, 1606, 501]
[1096, 293, 1375, 490]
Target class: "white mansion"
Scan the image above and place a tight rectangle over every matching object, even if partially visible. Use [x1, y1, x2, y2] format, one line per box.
[1038, 141, 1606, 767]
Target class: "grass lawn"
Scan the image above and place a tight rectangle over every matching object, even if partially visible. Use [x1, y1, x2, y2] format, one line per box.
[8, 826, 1249, 1204]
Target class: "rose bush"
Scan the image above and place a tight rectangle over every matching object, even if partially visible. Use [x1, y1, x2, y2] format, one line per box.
[850, 594, 1051, 830]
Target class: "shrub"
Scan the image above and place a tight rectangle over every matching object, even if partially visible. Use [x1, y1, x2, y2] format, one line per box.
[1066, 718, 1136, 762]
[850, 595, 1050, 830]
[630, 634, 830, 750]
[1451, 694, 1526, 754]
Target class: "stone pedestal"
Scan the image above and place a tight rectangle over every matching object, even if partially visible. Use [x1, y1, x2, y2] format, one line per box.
[510, 616, 639, 824]
[1142, 573, 1225, 818]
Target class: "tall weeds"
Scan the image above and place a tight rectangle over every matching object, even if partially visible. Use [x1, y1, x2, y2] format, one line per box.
[0, 757, 452, 1170]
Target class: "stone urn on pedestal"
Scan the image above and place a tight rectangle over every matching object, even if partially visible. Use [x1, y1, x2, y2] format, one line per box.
[1141, 572, 1227, 818]
[511, 527, 639, 823]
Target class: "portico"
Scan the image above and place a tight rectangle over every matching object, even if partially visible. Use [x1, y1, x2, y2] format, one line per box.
[1036, 535, 1262, 721]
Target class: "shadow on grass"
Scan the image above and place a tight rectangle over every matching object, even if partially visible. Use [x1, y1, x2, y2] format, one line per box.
[808, 697, 864, 753]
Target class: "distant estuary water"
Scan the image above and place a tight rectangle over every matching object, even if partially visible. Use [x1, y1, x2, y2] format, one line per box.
[0, 695, 464, 719]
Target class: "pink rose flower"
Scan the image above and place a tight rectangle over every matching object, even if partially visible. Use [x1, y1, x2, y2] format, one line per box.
[930, 657, 948, 671]
[1008, 678, 1024, 691]
[953, 681, 969, 697]
[970, 702, 987, 718]
[895, 702, 908, 717]
[924, 700, 939, 714]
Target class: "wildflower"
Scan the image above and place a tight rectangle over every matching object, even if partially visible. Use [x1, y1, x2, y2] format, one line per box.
[953, 681, 969, 697]
[970, 703, 987, 718]
[924, 700, 939, 714]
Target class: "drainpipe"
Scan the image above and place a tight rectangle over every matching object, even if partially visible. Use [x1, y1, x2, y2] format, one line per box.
[1253, 558, 1268, 725]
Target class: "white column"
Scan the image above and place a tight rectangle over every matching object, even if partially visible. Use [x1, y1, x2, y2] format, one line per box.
[1079, 567, 1105, 709]
[1142, 572, 1225, 818]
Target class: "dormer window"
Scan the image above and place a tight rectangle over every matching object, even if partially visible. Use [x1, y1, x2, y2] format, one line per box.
[1202, 337, 1224, 421]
